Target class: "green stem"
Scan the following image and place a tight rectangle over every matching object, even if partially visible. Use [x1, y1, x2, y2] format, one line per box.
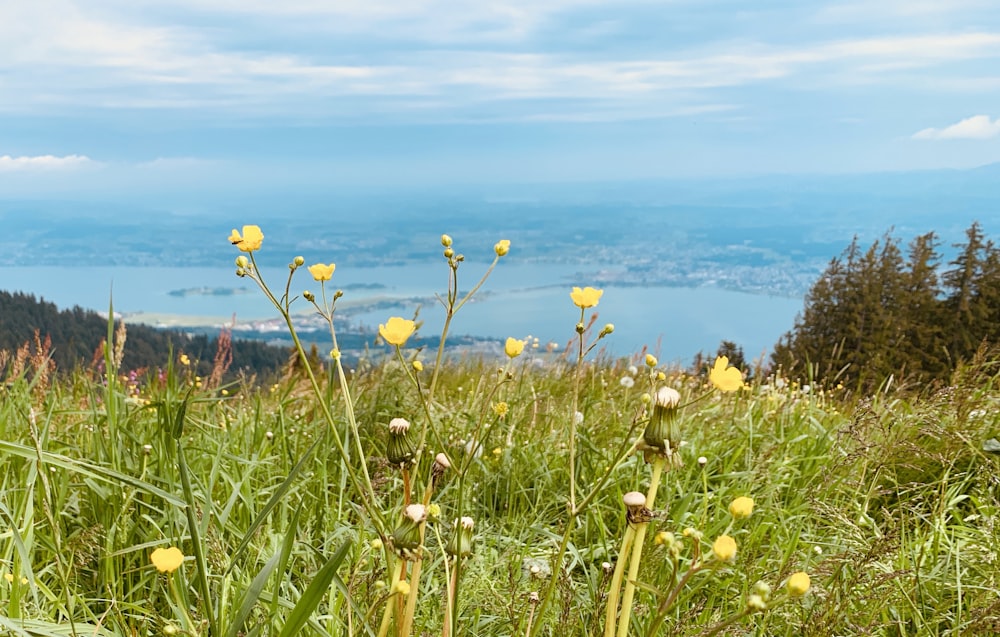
[616, 456, 666, 637]
[603, 526, 637, 637]
[643, 563, 704, 637]
[249, 256, 384, 533]
[377, 560, 404, 637]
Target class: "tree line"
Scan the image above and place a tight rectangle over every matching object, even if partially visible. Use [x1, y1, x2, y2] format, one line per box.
[771, 221, 1000, 389]
[0, 290, 289, 379]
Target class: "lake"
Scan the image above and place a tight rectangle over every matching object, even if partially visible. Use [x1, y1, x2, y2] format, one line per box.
[0, 262, 803, 365]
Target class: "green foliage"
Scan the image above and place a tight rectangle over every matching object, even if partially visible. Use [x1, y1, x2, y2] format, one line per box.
[0, 346, 997, 635]
[773, 222, 1000, 390]
[0, 290, 289, 378]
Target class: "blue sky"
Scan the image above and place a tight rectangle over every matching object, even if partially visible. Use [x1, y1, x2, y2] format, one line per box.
[2, 0, 1000, 194]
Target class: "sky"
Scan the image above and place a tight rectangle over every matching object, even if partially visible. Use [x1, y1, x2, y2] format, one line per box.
[2, 0, 1000, 195]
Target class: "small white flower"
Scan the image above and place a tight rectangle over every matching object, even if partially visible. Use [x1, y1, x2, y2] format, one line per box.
[620, 376, 635, 388]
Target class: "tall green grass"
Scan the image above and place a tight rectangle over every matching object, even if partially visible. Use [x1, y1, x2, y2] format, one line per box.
[0, 229, 997, 636]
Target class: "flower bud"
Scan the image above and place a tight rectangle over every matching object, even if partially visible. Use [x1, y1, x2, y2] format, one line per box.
[747, 594, 767, 612]
[752, 580, 772, 601]
[235, 256, 249, 268]
[494, 239, 510, 257]
[444, 247, 455, 258]
[303, 290, 315, 302]
[642, 387, 682, 455]
[391, 504, 426, 560]
[599, 323, 614, 338]
[432, 452, 451, 485]
[441, 234, 453, 247]
[645, 354, 658, 368]
[386, 418, 416, 467]
[446, 516, 475, 558]
[293, 255, 305, 266]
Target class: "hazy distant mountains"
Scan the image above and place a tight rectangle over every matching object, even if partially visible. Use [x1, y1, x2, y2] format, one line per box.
[2, 165, 998, 298]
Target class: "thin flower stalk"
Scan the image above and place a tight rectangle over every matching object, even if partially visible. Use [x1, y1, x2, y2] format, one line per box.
[243, 252, 385, 533]
[615, 455, 666, 637]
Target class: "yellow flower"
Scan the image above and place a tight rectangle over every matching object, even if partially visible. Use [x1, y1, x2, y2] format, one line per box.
[494, 239, 511, 257]
[645, 353, 658, 367]
[709, 356, 743, 392]
[412, 360, 424, 372]
[493, 401, 509, 418]
[179, 354, 190, 367]
[712, 535, 737, 562]
[786, 571, 811, 597]
[505, 337, 526, 358]
[570, 286, 603, 309]
[228, 225, 264, 252]
[4, 573, 28, 585]
[729, 496, 754, 519]
[150, 546, 185, 573]
[392, 579, 411, 596]
[379, 317, 416, 346]
[307, 263, 336, 281]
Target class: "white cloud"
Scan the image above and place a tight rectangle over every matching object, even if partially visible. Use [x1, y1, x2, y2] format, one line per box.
[0, 154, 95, 170]
[912, 115, 1000, 140]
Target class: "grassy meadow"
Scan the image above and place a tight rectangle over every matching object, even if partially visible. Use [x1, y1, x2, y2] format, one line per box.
[1, 228, 999, 637]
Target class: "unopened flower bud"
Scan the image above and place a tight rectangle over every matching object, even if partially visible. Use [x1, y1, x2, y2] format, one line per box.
[441, 234, 453, 247]
[576, 322, 585, 334]
[293, 255, 305, 267]
[391, 504, 426, 560]
[642, 387, 682, 456]
[747, 594, 767, 612]
[432, 452, 451, 484]
[386, 418, 416, 467]
[446, 516, 475, 558]
[599, 323, 614, 338]
[645, 354, 658, 368]
[752, 580, 772, 601]
[412, 360, 424, 372]
[303, 290, 315, 302]
[444, 247, 455, 258]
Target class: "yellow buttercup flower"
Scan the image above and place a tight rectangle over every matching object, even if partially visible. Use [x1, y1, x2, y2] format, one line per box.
[150, 546, 185, 573]
[709, 356, 743, 392]
[228, 225, 264, 252]
[179, 353, 190, 367]
[786, 571, 811, 596]
[307, 263, 335, 281]
[712, 535, 737, 562]
[379, 317, 416, 346]
[494, 239, 511, 257]
[505, 337, 526, 358]
[729, 496, 754, 519]
[570, 286, 603, 309]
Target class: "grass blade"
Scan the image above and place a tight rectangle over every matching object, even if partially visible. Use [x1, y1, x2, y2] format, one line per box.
[277, 539, 352, 637]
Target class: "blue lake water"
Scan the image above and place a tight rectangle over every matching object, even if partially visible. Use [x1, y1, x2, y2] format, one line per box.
[0, 263, 803, 365]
